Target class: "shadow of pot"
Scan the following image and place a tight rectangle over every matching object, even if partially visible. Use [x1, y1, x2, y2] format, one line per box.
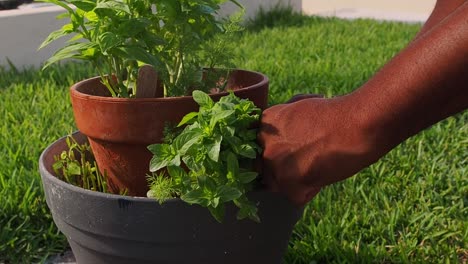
[39, 132, 304, 264]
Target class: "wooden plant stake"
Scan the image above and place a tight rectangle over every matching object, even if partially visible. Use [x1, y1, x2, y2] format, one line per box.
[136, 65, 164, 98]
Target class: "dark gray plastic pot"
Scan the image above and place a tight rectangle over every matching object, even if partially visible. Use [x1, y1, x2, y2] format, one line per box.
[39, 132, 303, 264]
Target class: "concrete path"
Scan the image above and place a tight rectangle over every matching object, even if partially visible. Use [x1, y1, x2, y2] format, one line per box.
[315, 8, 430, 23]
[304, 0, 436, 23]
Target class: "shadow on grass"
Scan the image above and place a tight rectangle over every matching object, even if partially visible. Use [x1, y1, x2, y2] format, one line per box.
[0, 61, 97, 91]
[244, 4, 331, 32]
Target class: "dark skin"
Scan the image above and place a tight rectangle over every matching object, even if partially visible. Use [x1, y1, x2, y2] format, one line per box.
[258, 1, 468, 206]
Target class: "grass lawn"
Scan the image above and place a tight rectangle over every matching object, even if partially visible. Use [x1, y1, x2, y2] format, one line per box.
[1, 12, 466, 263]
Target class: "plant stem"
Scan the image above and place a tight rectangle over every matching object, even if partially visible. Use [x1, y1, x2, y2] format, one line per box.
[93, 61, 117, 97]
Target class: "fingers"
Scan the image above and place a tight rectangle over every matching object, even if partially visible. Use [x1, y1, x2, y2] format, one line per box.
[258, 97, 323, 206]
[261, 144, 321, 206]
[276, 173, 322, 206]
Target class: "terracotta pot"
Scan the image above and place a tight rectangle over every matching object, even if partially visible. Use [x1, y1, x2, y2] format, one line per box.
[70, 69, 269, 196]
[39, 132, 303, 264]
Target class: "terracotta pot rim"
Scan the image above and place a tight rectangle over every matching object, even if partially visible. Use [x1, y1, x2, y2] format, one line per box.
[70, 69, 269, 103]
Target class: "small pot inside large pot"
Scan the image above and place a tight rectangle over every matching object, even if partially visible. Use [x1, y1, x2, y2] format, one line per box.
[70, 69, 269, 196]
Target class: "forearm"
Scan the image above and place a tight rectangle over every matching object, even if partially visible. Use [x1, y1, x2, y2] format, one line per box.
[352, 2, 468, 154]
[415, 0, 466, 39]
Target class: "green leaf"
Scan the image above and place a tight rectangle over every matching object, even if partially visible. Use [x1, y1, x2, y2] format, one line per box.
[149, 155, 169, 172]
[69, 0, 96, 12]
[98, 32, 120, 54]
[95, 0, 130, 14]
[148, 144, 175, 172]
[239, 129, 257, 141]
[211, 197, 220, 208]
[177, 112, 198, 127]
[118, 46, 161, 67]
[169, 154, 181, 167]
[173, 130, 203, 154]
[217, 186, 242, 203]
[208, 204, 225, 223]
[38, 24, 73, 50]
[52, 161, 63, 172]
[225, 135, 242, 153]
[226, 151, 239, 180]
[236, 199, 260, 223]
[167, 165, 186, 179]
[67, 162, 81, 176]
[41, 0, 75, 13]
[239, 172, 258, 184]
[148, 143, 168, 155]
[220, 125, 235, 137]
[238, 144, 257, 159]
[117, 18, 150, 37]
[193, 90, 214, 108]
[181, 188, 209, 206]
[228, 0, 244, 10]
[68, 32, 85, 42]
[210, 109, 234, 128]
[42, 42, 96, 69]
[207, 135, 222, 162]
[198, 175, 217, 192]
[84, 11, 99, 22]
[182, 156, 202, 171]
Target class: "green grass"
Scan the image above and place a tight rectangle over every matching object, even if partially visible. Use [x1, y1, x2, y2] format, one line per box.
[1, 13, 467, 263]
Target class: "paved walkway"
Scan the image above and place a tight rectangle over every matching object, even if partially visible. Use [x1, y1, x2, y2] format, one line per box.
[304, 0, 435, 23]
[315, 8, 430, 23]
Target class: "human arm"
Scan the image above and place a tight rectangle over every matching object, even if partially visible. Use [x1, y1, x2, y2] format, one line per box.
[258, 2, 468, 206]
[415, 0, 466, 39]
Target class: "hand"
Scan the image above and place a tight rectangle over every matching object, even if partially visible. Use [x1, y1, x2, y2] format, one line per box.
[258, 93, 382, 206]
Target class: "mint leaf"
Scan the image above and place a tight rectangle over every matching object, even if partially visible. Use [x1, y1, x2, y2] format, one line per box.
[238, 144, 257, 159]
[177, 112, 198, 127]
[181, 188, 209, 206]
[210, 109, 235, 128]
[208, 204, 225, 223]
[167, 165, 186, 178]
[207, 135, 222, 162]
[148, 144, 174, 172]
[193, 90, 214, 108]
[217, 186, 242, 203]
[149, 155, 169, 172]
[226, 152, 239, 181]
[182, 156, 202, 171]
[173, 130, 203, 155]
[236, 199, 260, 223]
[239, 172, 258, 184]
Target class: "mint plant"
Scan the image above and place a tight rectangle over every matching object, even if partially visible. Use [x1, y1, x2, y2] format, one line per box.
[39, 0, 243, 97]
[147, 91, 262, 222]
